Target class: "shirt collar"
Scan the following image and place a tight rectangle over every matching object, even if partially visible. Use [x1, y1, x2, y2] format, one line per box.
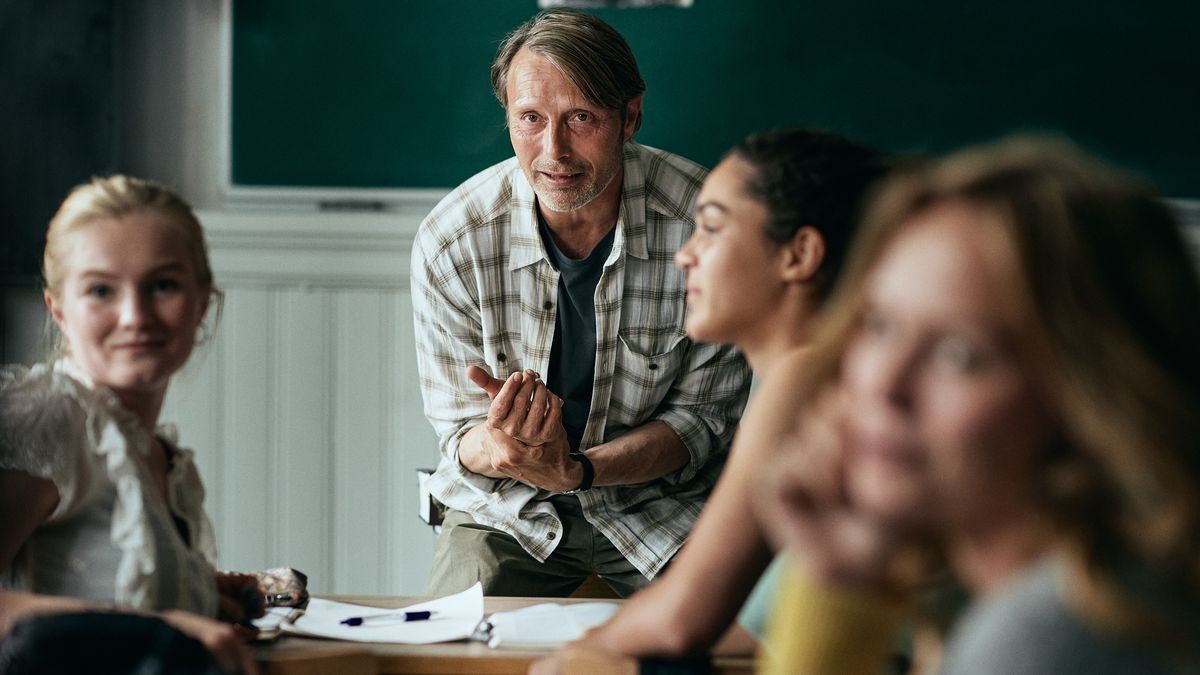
[56, 357, 96, 390]
[509, 142, 650, 272]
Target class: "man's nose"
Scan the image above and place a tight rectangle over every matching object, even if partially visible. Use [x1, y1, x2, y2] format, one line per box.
[543, 120, 570, 160]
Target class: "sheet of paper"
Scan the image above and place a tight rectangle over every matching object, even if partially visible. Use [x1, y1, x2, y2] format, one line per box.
[485, 601, 620, 649]
[281, 582, 484, 644]
[252, 606, 296, 632]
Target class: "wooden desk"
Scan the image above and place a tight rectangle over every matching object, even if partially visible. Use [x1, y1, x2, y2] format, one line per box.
[256, 595, 755, 675]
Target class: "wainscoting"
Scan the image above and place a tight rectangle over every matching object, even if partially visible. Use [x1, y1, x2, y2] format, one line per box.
[161, 209, 441, 595]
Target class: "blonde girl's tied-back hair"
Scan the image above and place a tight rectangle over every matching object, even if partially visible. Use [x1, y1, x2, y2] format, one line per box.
[805, 135, 1200, 634]
[42, 175, 223, 353]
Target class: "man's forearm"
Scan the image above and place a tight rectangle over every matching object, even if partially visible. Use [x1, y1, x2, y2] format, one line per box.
[586, 420, 690, 487]
[456, 423, 507, 478]
[458, 418, 691, 488]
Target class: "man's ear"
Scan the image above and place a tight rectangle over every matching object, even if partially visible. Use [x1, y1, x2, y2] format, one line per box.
[780, 226, 825, 283]
[622, 95, 644, 142]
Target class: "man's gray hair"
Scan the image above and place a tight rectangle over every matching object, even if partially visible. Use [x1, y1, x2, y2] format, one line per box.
[491, 9, 646, 133]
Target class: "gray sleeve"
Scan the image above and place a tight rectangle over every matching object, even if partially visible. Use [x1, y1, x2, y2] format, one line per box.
[939, 561, 1188, 675]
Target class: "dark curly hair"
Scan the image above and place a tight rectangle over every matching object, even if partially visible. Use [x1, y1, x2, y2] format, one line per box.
[727, 129, 887, 299]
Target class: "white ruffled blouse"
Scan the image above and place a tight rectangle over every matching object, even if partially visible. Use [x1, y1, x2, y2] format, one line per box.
[0, 360, 219, 616]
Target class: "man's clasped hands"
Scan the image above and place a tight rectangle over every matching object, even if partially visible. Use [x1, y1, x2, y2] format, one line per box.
[466, 365, 585, 493]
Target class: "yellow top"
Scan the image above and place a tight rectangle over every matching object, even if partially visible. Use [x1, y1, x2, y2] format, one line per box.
[760, 562, 910, 675]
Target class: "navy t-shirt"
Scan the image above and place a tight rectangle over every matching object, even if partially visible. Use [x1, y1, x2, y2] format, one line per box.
[538, 218, 616, 453]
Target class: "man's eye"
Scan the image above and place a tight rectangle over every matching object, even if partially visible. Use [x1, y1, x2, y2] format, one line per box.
[86, 284, 112, 299]
[520, 113, 539, 124]
[572, 112, 592, 123]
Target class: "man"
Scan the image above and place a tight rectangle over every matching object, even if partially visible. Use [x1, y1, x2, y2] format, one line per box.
[412, 9, 751, 597]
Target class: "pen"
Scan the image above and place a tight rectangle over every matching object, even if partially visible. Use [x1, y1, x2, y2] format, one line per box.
[340, 610, 437, 626]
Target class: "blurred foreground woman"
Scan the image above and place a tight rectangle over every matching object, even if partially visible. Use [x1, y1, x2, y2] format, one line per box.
[759, 136, 1200, 674]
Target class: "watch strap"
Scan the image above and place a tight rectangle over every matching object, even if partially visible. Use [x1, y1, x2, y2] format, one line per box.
[563, 452, 594, 493]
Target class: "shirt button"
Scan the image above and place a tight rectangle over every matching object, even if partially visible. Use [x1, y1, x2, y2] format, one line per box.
[497, 352, 507, 362]
[546, 531, 557, 540]
[648, 363, 659, 371]
[542, 301, 553, 310]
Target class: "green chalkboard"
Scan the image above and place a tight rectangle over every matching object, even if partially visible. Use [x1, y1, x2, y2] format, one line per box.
[232, 0, 1200, 196]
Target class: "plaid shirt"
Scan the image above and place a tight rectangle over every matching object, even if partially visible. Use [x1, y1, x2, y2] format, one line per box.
[412, 143, 751, 578]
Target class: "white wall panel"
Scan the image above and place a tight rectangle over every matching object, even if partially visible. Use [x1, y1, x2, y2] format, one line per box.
[390, 292, 440, 594]
[274, 289, 334, 589]
[217, 288, 273, 571]
[332, 290, 390, 594]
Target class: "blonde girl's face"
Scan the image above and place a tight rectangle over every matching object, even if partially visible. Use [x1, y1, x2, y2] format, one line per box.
[839, 201, 1056, 536]
[46, 211, 209, 399]
[674, 155, 783, 345]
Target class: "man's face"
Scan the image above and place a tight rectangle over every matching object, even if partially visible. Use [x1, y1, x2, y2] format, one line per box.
[505, 47, 640, 213]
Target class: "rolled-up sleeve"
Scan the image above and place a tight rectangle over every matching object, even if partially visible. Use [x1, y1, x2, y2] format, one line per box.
[410, 229, 491, 470]
[652, 338, 751, 484]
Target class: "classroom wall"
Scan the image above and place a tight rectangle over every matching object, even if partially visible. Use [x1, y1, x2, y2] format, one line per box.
[117, 0, 226, 210]
[0, 0, 117, 279]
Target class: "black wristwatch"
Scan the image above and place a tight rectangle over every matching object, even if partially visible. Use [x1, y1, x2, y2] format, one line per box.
[562, 452, 594, 493]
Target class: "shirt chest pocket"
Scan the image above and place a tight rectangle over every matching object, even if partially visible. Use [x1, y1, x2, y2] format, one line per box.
[609, 331, 689, 422]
